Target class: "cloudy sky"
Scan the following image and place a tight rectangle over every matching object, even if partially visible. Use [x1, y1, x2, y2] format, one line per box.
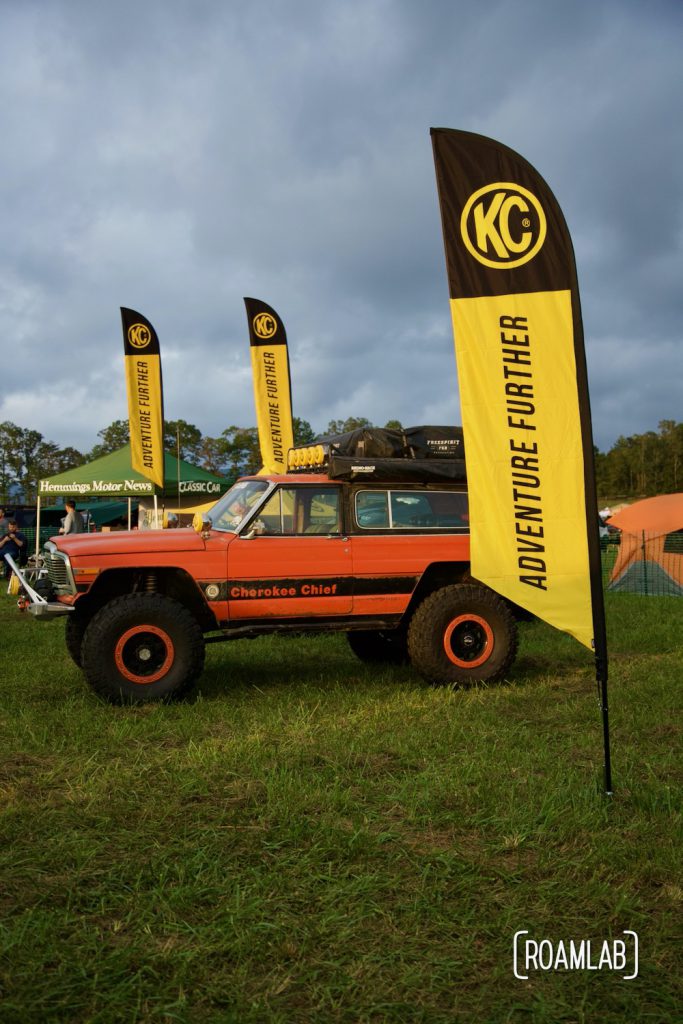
[1, 0, 681, 455]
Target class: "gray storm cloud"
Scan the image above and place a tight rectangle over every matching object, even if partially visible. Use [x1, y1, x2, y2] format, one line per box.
[0, 0, 681, 453]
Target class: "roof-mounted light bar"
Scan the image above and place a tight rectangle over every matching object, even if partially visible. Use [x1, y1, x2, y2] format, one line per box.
[287, 444, 327, 470]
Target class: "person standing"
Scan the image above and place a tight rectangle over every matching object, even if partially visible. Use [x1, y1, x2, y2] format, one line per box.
[60, 499, 85, 535]
[0, 507, 9, 537]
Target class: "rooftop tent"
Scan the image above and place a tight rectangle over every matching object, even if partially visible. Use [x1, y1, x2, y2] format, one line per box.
[294, 425, 467, 483]
[608, 493, 683, 596]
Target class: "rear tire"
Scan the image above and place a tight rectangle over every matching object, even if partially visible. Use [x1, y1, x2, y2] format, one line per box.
[347, 629, 408, 664]
[81, 594, 205, 704]
[407, 584, 517, 686]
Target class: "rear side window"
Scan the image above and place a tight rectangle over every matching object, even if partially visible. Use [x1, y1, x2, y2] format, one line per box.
[355, 490, 468, 530]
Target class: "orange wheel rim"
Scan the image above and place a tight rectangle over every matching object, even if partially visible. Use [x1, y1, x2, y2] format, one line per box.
[443, 613, 494, 669]
[114, 624, 175, 684]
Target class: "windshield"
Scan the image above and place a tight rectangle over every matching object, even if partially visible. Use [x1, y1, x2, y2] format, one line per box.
[208, 479, 271, 532]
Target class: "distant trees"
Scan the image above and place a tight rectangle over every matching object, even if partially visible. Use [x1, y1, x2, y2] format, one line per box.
[323, 416, 373, 436]
[88, 420, 130, 460]
[596, 420, 683, 500]
[321, 417, 405, 436]
[0, 421, 85, 503]
[1, 413, 679, 505]
[293, 417, 317, 446]
[219, 426, 261, 477]
[164, 420, 204, 463]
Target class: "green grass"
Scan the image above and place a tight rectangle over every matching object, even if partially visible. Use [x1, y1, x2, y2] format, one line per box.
[0, 592, 681, 1023]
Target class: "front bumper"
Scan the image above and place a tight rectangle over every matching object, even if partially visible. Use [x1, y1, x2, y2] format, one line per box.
[28, 601, 73, 619]
[5, 553, 74, 619]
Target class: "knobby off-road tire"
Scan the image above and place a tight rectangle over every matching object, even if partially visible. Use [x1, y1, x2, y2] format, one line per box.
[65, 613, 88, 668]
[407, 584, 518, 686]
[346, 629, 409, 665]
[81, 594, 205, 704]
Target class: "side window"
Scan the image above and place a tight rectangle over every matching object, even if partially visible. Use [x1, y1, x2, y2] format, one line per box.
[255, 487, 340, 535]
[306, 489, 341, 534]
[356, 491, 389, 528]
[430, 491, 469, 527]
[355, 489, 469, 530]
[257, 488, 296, 534]
[391, 493, 432, 526]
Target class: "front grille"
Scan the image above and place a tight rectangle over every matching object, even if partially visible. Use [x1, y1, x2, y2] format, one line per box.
[44, 546, 75, 593]
[46, 556, 69, 587]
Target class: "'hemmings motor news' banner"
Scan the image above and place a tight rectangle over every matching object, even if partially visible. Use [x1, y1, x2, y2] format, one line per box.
[244, 298, 294, 474]
[120, 308, 165, 490]
[431, 128, 607, 668]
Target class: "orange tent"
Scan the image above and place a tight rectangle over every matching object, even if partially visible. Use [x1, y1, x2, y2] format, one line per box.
[608, 493, 683, 595]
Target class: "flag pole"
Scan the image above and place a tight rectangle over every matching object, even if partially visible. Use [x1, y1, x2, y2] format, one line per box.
[177, 424, 181, 502]
[571, 269, 613, 796]
[590, 523, 612, 795]
[36, 495, 41, 558]
[598, 661, 613, 795]
[576, 322, 613, 796]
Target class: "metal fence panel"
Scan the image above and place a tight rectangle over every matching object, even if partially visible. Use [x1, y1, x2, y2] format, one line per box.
[603, 531, 683, 596]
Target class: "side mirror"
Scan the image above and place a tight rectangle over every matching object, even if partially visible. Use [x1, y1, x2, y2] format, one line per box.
[242, 520, 266, 540]
[193, 512, 212, 538]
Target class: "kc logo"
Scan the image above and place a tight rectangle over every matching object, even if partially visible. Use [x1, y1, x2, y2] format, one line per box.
[127, 323, 152, 349]
[461, 182, 546, 269]
[253, 312, 278, 339]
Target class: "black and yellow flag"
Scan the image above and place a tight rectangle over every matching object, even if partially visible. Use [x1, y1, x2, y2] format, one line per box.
[431, 128, 606, 663]
[244, 298, 294, 474]
[120, 307, 165, 490]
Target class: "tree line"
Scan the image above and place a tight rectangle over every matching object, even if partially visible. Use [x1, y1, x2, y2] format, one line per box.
[595, 420, 683, 503]
[0, 416, 381, 503]
[1, 416, 680, 504]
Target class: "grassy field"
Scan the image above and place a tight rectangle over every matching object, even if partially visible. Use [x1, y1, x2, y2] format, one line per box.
[0, 590, 681, 1023]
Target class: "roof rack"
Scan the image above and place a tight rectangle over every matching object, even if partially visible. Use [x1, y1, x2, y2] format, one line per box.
[287, 425, 467, 484]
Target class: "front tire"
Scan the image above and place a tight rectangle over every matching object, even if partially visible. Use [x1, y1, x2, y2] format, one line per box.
[65, 613, 88, 668]
[407, 584, 517, 686]
[81, 594, 205, 704]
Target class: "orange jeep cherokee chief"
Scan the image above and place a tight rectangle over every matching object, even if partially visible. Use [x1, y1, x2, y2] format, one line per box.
[17, 427, 519, 703]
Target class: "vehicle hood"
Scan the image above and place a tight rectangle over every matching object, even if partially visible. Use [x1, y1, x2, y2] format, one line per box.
[48, 529, 223, 558]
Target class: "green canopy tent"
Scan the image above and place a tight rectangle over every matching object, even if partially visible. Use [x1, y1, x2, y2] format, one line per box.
[82, 500, 138, 528]
[36, 444, 229, 553]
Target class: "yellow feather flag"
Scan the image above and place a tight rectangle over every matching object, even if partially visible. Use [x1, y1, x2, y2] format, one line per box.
[431, 128, 611, 790]
[244, 298, 294, 474]
[120, 307, 165, 490]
